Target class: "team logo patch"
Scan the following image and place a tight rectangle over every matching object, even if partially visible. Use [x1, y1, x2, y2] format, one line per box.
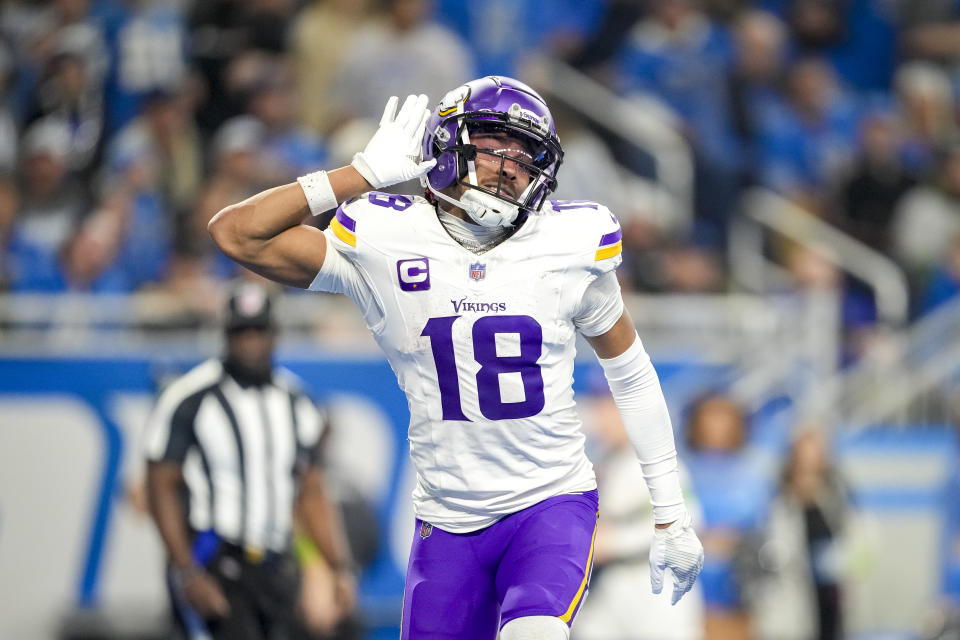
[397, 257, 430, 291]
[419, 522, 433, 539]
[469, 262, 486, 281]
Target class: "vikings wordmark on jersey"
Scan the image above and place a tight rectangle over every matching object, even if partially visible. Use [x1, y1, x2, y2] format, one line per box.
[310, 194, 622, 533]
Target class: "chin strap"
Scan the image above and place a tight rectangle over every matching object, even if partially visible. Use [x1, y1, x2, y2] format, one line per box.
[422, 179, 520, 227]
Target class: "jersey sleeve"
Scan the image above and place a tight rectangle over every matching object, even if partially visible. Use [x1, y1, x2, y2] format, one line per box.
[573, 270, 625, 337]
[310, 199, 385, 329]
[325, 199, 361, 259]
[589, 204, 624, 275]
[557, 202, 624, 336]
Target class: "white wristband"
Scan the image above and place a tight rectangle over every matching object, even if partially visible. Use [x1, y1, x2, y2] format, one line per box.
[297, 170, 338, 216]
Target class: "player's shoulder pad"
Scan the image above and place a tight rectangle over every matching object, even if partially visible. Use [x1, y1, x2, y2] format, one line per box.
[328, 192, 427, 252]
[545, 199, 623, 270]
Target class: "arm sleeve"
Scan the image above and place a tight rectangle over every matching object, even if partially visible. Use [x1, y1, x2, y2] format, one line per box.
[309, 228, 384, 328]
[597, 334, 686, 524]
[573, 270, 625, 337]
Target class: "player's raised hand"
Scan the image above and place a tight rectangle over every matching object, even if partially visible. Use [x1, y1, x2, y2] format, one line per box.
[351, 94, 437, 189]
[649, 510, 704, 605]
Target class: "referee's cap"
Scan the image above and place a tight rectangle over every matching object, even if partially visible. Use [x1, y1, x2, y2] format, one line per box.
[224, 281, 274, 331]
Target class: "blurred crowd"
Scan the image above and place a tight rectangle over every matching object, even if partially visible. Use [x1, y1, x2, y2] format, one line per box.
[2, 0, 960, 340]
[2, 2, 960, 639]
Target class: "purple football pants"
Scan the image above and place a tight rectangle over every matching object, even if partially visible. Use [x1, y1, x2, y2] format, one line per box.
[400, 489, 599, 640]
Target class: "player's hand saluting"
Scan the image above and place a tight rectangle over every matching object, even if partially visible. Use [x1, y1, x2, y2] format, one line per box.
[649, 510, 704, 605]
[351, 94, 437, 189]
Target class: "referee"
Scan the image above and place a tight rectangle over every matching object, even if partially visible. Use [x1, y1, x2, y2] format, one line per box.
[144, 281, 355, 640]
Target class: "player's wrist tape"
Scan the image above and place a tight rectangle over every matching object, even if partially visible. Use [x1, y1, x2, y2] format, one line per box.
[598, 334, 686, 524]
[297, 170, 338, 216]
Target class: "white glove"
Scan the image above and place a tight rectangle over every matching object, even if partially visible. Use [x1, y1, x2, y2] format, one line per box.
[649, 510, 704, 605]
[351, 94, 437, 189]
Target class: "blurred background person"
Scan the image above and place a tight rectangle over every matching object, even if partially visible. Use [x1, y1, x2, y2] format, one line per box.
[725, 8, 788, 186]
[144, 281, 356, 640]
[190, 115, 268, 280]
[2, 116, 89, 292]
[244, 62, 329, 187]
[891, 142, 960, 298]
[103, 86, 203, 251]
[96, 0, 189, 137]
[683, 393, 774, 640]
[614, 0, 741, 249]
[574, 386, 705, 640]
[329, 0, 475, 123]
[290, 0, 370, 135]
[892, 62, 957, 177]
[25, 32, 105, 179]
[754, 56, 862, 210]
[749, 428, 849, 640]
[434, 0, 606, 79]
[831, 107, 916, 257]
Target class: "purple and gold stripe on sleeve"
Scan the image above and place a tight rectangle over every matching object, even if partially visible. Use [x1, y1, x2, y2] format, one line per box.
[330, 206, 357, 247]
[594, 228, 622, 261]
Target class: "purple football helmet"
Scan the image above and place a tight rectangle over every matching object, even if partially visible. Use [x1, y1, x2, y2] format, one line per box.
[421, 76, 563, 217]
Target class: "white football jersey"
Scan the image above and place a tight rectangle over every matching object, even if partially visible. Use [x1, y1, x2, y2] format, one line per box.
[310, 193, 624, 532]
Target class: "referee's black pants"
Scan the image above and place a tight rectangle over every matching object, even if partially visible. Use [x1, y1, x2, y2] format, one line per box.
[168, 542, 301, 640]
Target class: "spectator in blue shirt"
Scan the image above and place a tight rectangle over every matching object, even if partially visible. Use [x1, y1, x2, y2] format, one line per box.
[615, 0, 745, 248]
[755, 57, 862, 201]
[434, 0, 606, 78]
[245, 69, 328, 186]
[94, 0, 188, 136]
[616, 0, 738, 168]
[3, 117, 89, 292]
[727, 9, 789, 184]
[682, 393, 774, 639]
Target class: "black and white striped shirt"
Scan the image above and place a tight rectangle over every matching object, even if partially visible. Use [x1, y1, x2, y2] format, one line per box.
[144, 359, 325, 552]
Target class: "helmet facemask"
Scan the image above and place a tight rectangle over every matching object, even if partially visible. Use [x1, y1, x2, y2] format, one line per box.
[423, 109, 564, 227]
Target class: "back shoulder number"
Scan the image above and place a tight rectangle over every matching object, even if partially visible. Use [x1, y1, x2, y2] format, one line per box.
[330, 193, 416, 248]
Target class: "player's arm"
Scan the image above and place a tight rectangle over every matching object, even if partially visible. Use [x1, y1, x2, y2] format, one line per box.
[207, 169, 368, 288]
[147, 461, 230, 618]
[208, 94, 436, 288]
[585, 307, 704, 605]
[143, 377, 231, 618]
[297, 467, 354, 575]
[297, 466, 356, 614]
[585, 309, 686, 526]
[146, 462, 199, 572]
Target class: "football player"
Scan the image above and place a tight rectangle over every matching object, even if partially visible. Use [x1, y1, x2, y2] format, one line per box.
[209, 76, 703, 640]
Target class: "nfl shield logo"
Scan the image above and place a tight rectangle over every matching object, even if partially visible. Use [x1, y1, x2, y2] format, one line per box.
[469, 262, 486, 281]
[419, 522, 433, 539]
